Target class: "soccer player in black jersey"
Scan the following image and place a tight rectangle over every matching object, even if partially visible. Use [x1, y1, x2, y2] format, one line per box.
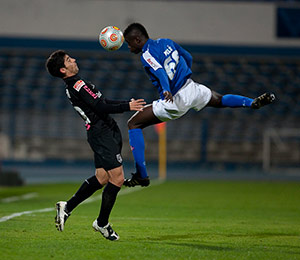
[46, 50, 145, 241]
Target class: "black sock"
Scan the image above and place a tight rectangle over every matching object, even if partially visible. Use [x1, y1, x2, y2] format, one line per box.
[66, 175, 102, 213]
[97, 182, 121, 227]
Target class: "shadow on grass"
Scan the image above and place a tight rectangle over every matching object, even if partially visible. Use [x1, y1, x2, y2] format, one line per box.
[145, 233, 233, 251]
[142, 232, 300, 254]
[165, 242, 233, 251]
[146, 233, 202, 241]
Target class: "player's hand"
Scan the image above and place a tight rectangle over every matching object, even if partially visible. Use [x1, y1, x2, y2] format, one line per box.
[163, 91, 173, 102]
[129, 98, 146, 111]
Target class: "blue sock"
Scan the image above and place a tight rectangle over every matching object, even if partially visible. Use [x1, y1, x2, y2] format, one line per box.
[221, 94, 253, 108]
[128, 129, 148, 178]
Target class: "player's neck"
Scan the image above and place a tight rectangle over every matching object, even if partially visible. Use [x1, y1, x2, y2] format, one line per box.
[63, 72, 77, 79]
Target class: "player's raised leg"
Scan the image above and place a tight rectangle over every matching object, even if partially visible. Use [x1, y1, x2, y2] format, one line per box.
[207, 91, 275, 108]
[55, 175, 103, 231]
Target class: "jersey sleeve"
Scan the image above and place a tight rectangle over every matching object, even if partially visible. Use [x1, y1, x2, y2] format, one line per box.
[150, 67, 171, 93]
[173, 41, 193, 69]
[94, 98, 130, 114]
[142, 50, 171, 93]
[104, 98, 130, 104]
[72, 82, 130, 114]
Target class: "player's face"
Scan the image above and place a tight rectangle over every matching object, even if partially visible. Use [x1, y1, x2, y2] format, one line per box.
[125, 35, 142, 54]
[62, 55, 79, 77]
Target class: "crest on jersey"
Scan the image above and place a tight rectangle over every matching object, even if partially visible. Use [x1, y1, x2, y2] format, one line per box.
[73, 80, 85, 92]
[143, 51, 162, 71]
[116, 154, 123, 163]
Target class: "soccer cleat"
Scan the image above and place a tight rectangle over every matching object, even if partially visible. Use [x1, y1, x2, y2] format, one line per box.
[251, 92, 275, 109]
[123, 172, 150, 187]
[92, 220, 119, 241]
[55, 201, 70, 232]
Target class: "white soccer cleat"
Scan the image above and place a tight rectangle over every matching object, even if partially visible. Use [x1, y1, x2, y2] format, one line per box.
[55, 201, 70, 232]
[92, 220, 119, 241]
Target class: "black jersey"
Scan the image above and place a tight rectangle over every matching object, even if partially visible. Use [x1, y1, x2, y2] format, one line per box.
[64, 74, 130, 129]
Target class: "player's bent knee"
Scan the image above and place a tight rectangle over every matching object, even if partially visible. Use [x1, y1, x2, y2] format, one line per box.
[95, 168, 109, 185]
[115, 177, 124, 187]
[127, 118, 134, 129]
[207, 91, 223, 107]
[127, 118, 139, 130]
[109, 175, 124, 187]
[107, 166, 125, 187]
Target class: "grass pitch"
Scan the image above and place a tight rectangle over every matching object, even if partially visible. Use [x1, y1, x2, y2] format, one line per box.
[1, 180, 300, 260]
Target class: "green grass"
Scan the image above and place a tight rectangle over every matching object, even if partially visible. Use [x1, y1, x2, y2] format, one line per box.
[1, 180, 300, 260]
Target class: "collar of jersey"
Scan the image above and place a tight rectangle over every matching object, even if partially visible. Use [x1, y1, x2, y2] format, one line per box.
[142, 39, 153, 53]
[64, 74, 80, 83]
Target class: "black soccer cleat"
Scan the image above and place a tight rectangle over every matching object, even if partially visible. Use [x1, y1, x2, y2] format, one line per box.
[251, 92, 275, 109]
[123, 172, 150, 187]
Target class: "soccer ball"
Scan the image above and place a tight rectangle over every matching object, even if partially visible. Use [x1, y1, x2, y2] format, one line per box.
[99, 26, 124, 51]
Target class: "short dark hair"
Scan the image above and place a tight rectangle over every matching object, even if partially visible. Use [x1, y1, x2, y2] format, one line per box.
[124, 23, 149, 39]
[45, 50, 67, 78]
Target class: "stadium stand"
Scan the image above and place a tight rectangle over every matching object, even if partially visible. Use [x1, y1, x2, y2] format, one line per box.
[0, 47, 300, 167]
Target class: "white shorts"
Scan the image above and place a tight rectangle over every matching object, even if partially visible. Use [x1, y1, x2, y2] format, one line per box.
[152, 79, 212, 121]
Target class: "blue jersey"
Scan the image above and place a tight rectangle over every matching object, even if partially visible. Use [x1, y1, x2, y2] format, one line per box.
[141, 38, 193, 99]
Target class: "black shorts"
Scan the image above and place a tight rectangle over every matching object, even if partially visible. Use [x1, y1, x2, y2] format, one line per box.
[87, 121, 123, 171]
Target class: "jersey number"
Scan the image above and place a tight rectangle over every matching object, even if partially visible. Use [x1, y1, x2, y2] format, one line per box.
[74, 106, 91, 125]
[164, 50, 179, 80]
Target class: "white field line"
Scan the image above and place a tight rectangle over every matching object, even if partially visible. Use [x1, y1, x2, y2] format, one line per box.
[0, 192, 38, 203]
[0, 207, 54, 223]
[0, 179, 164, 223]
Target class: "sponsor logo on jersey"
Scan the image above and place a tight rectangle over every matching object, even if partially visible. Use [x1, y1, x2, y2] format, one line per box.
[116, 154, 123, 163]
[142, 51, 162, 71]
[73, 80, 85, 92]
[83, 85, 102, 99]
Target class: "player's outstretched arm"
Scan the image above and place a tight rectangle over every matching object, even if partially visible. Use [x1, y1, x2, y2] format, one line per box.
[129, 98, 146, 111]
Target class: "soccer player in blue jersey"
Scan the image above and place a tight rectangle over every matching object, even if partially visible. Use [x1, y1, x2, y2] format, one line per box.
[123, 23, 275, 187]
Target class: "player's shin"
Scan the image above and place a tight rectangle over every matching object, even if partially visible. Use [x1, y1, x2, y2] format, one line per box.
[66, 175, 102, 213]
[97, 182, 120, 227]
[221, 94, 253, 108]
[128, 128, 148, 178]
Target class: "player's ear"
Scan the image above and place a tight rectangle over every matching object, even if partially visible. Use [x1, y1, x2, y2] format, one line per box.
[60, 67, 66, 74]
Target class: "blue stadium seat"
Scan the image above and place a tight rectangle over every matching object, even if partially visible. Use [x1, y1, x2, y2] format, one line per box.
[0, 49, 299, 149]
